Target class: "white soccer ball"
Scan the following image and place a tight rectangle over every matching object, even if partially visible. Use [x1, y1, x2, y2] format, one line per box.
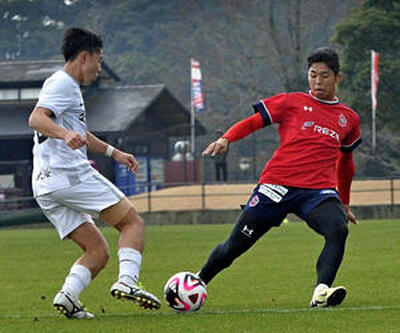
[164, 271, 207, 312]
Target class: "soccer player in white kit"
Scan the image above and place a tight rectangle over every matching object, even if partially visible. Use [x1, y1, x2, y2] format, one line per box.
[29, 27, 161, 319]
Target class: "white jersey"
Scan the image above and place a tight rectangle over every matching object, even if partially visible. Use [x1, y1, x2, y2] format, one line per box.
[32, 69, 95, 197]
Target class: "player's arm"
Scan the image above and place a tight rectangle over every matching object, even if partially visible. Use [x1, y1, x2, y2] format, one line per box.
[336, 151, 358, 224]
[86, 131, 138, 173]
[202, 113, 264, 157]
[29, 107, 87, 149]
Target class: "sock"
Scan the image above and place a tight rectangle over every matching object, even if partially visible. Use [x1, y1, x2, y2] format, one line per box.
[312, 283, 329, 298]
[118, 247, 142, 285]
[61, 264, 92, 300]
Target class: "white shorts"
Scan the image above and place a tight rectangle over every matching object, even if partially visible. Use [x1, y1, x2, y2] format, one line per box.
[36, 172, 125, 239]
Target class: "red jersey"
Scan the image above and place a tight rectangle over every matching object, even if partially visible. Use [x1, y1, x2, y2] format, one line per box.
[253, 92, 361, 189]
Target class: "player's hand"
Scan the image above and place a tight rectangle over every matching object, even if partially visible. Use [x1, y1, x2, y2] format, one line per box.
[63, 131, 88, 150]
[113, 150, 139, 174]
[202, 137, 229, 157]
[343, 204, 359, 225]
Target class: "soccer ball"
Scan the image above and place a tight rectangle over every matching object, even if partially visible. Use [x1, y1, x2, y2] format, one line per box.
[164, 272, 207, 312]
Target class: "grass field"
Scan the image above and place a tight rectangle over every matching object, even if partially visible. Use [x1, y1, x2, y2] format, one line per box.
[0, 219, 399, 332]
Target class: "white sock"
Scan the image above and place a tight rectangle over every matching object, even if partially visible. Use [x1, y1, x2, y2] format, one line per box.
[62, 264, 92, 300]
[118, 247, 142, 285]
[313, 283, 329, 298]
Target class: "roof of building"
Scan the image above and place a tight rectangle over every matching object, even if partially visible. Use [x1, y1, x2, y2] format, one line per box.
[0, 59, 120, 87]
[0, 84, 206, 139]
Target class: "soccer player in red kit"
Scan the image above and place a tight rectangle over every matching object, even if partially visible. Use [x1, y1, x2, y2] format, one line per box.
[198, 47, 361, 307]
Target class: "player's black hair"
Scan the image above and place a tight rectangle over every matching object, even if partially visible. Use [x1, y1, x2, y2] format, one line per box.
[307, 47, 340, 75]
[62, 27, 103, 62]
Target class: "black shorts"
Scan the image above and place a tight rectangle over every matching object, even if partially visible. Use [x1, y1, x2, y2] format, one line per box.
[243, 184, 341, 226]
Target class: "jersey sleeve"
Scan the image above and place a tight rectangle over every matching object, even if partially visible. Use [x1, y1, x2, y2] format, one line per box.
[36, 75, 73, 118]
[252, 93, 290, 125]
[340, 113, 362, 153]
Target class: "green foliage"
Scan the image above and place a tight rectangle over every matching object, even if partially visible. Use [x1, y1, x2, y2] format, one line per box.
[0, 221, 399, 332]
[332, 1, 400, 130]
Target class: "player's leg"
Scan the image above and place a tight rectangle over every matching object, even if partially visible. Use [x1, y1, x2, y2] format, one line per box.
[37, 194, 104, 319]
[53, 222, 109, 319]
[198, 209, 279, 285]
[305, 198, 348, 307]
[101, 197, 161, 309]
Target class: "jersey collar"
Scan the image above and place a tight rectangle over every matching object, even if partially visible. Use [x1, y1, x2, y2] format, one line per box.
[308, 90, 339, 105]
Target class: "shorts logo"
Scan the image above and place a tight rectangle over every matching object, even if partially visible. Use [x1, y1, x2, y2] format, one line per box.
[338, 114, 347, 127]
[79, 112, 86, 122]
[320, 189, 336, 195]
[36, 168, 51, 181]
[249, 195, 259, 207]
[303, 106, 313, 112]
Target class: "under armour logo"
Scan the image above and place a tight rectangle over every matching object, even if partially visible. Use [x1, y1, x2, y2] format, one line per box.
[303, 106, 313, 112]
[241, 225, 254, 238]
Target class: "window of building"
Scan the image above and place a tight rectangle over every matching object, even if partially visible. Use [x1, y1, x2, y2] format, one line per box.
[20, 88, 40, 100]
[0, 89, 18, 101]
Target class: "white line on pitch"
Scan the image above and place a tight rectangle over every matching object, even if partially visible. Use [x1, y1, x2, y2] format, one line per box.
[1, 304, 399, 320]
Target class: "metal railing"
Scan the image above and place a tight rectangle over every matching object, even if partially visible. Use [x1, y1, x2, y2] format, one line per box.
[2, 178, 400, 214]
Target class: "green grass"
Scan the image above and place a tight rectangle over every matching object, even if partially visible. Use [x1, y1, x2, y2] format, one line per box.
[0, 219, 399, 332]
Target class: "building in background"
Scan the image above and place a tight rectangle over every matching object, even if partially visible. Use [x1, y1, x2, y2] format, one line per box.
[0, 60, 206, 204]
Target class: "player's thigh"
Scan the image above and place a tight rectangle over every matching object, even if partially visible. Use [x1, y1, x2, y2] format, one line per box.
[100, 196, 141, 228]
[36, 195, 96, 240]
[305, 198, 348, 238]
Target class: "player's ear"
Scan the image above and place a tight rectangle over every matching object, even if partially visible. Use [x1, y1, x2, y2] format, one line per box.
[77, 51, 88, 64]
[335, 72, 343, 84]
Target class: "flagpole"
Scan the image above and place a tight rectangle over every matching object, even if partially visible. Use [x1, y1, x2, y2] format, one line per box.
[190, 63, 195, 158]
[371, 50, 376, 153]
[372, 106, 376, 153]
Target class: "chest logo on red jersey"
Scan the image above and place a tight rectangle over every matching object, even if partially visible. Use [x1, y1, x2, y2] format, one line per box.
[301, 122, 340, 142]
[338, 114, 347, 128]
[302, 121, 315, 130]
[303, 106, 313, 112]
[313, 125, 340, 142]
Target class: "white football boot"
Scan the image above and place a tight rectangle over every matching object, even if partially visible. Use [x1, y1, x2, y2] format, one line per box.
[310, 286, 347, 308]
[110, 281, 161, 310]
[53, 291, 94, 319]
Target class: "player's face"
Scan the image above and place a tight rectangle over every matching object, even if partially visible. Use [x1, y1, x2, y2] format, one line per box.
[308, 62, 341, 101]
[82, 49, 103, 85]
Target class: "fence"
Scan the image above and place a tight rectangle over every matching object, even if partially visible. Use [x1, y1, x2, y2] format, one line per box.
[123, 178, 400, 213]
[2, 178, 400, 214]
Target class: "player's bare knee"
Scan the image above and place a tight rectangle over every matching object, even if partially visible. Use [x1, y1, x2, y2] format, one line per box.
[114, 208, 144, 232]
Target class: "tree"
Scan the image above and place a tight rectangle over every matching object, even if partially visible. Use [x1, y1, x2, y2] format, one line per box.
[332, 0, 400, 132]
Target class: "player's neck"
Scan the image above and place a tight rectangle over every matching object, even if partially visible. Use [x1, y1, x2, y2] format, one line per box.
[64, 62, 83, 84]
[309, 90, 338, 103]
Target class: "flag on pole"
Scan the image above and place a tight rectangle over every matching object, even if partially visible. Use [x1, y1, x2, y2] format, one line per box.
[371, 50, 379, 152]
[371, 50, 379, 111]
[191, 59, 204, 114]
